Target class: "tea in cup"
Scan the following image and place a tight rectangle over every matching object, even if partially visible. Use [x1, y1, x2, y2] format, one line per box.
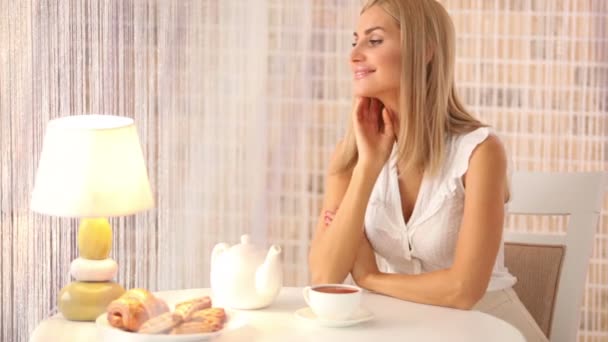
[302, 284, 362, 320]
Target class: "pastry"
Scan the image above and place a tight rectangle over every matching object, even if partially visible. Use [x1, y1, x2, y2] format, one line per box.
[106, 289, 226, 335]
[171, 296, 212, 321]
[170, 320, 222, 334]
[106, 288, 169, 331]
[138, 312, 181, 334]
[190, 307, 226, 323]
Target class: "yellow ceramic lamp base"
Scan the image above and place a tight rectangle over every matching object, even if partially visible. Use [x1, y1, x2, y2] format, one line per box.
[59, 281, 125, 321]
[78, 218, 112, 259]
[59, 217, 123, 321]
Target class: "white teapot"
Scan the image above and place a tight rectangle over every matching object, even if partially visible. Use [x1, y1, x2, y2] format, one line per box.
[210, 234, 283, 309]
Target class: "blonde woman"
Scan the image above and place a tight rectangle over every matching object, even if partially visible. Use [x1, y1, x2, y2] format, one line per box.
[308, 1, 547, 341]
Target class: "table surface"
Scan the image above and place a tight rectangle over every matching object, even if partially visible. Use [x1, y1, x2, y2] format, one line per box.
[30, 287, 525, 342]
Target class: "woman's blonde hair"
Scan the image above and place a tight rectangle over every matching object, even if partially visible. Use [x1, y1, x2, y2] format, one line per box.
[338, 0, 485, 175]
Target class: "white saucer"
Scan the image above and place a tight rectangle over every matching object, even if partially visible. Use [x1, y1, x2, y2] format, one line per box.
[294, 307, 374, 327]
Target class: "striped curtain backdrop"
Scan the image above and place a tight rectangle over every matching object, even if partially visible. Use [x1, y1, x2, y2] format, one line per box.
[0, 1, 605, 341]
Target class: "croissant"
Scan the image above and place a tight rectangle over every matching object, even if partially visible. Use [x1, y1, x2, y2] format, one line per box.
[106, 288, 169, 332]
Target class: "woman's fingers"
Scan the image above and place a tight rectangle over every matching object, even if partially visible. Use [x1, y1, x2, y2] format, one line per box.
[323, 210, 336, 226]
[355, 97, 370, 123]
[355, 97, 384, 131]
[369, 98, 380, 126]
[381, 107, 394, 136]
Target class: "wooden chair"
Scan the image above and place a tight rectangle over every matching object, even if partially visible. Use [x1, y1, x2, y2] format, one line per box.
[504, 171, 605, 342]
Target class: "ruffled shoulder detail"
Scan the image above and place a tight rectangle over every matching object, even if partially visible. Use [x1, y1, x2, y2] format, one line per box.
[410, 127, 490, 229]
[449, 126, 491, 186]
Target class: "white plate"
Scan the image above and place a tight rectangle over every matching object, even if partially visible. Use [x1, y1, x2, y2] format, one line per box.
[96, 310, 247, 342]
[294, 307, 374, 328]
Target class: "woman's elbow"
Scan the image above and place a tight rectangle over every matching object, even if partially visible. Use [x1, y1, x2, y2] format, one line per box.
[450, 294, 480, 310]
[311, 273, 335, 286]
[308, 256, 330, 285]
[308, 248, 349, 285]
[309, 266, 347, 285]
[308, 257, 348, 285]
[447, 279, 485, 310]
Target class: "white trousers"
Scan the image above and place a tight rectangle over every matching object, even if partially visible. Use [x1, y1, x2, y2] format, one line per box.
[474, 288, 549, 342]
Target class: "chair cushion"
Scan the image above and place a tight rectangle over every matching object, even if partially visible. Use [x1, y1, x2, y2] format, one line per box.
[504, 242, 565, 338]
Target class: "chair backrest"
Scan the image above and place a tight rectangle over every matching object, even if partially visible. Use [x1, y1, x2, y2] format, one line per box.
[504, 242, 565, 336]
[505, 172, 605, 342]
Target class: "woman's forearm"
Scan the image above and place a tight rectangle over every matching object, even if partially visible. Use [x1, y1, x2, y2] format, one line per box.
[309, 165, 379, 284]
[360, 269, 482, 310]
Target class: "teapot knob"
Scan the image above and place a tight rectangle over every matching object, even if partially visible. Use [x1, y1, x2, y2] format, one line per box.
[240, 234, 251, 244]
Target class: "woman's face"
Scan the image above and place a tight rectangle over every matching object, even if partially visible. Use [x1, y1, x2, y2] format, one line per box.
[350, 6, 402, 101]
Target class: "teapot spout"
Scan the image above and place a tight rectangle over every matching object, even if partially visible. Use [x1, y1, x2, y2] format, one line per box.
[255, 245, 283, 298]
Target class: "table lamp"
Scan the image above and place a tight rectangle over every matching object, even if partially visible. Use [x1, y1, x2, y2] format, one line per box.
[31, 114, 154, 321]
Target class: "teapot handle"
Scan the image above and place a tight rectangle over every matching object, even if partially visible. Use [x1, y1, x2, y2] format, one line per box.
[211, 243, 230, 266]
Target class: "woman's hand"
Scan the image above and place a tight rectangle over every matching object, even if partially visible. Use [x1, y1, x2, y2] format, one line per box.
[353, 97, 396, 173]
[324, 210, 380, 287]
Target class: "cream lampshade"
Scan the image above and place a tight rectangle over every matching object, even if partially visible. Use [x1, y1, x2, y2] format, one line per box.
[31, 114, 154, 321]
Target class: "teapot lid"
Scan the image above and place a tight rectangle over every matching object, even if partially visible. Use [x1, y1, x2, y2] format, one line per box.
[229, 234, 262, 258]
[240, 235, 251, 244]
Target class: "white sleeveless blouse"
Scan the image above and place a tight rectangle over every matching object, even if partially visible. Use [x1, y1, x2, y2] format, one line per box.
[363, 127, 516, 292]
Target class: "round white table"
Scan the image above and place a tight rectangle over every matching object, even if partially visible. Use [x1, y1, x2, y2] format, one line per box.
[30, 287, 525, 342]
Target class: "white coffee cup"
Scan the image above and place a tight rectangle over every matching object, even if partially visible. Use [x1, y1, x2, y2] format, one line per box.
[302, 284, 362, 320]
